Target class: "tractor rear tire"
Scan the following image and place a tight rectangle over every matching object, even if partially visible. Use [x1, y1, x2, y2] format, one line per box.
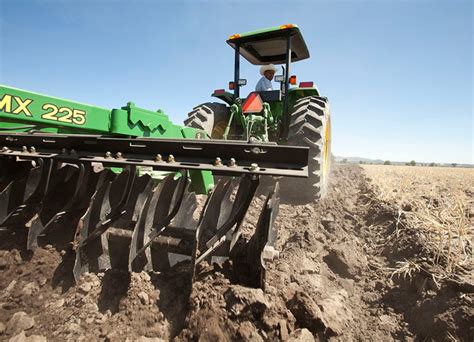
[184, 103, 231, 139]
[280, 96, 332, 203]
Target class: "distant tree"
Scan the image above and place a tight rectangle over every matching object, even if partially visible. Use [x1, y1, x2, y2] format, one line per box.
[384, 160, 391, 165]
[359, 161, 365, 164]
[409, 160, 416, 166]
[429, 162, 437, 167]
[452, 163, 457, 167]
[342, 158, 348, 164]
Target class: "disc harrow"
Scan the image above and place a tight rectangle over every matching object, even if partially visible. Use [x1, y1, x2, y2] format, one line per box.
[0, 132, 308, 288]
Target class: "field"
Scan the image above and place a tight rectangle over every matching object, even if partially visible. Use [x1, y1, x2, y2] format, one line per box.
[362, 165, 473, 278]
[0, 165, 472, 341]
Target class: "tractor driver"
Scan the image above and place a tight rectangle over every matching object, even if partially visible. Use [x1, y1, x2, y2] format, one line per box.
[255, 64, 276, 92]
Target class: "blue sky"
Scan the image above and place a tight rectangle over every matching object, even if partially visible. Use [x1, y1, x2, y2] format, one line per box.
[1, 0, 472, 164]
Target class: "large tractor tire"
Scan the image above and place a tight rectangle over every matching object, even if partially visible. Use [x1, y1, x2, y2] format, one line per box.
[184, 103, 231, 139]
[280, 96, 332, 203]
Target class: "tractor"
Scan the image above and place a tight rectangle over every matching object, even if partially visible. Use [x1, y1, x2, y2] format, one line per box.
[185, 24, 332, 202]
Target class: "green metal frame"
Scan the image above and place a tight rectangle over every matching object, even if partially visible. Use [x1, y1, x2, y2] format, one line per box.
[0, 84, 214, 194]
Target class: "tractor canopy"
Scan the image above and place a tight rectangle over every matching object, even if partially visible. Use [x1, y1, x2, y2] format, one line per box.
[226, 24, 310, 65]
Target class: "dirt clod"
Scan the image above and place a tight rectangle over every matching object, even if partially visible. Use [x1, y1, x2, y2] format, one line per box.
[224, 286, 268, 318]
[8, 331, 47, 342]
[137, 291, 149, 305]
[6, 312, 35, 335]
[288, 328, 315, 341]
[286, 291, 331, 335]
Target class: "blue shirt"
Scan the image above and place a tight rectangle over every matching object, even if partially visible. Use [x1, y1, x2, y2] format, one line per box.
[255, 76, 273, 92]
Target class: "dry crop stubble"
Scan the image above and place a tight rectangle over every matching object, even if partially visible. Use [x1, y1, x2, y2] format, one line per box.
[362, 165, 473, 281]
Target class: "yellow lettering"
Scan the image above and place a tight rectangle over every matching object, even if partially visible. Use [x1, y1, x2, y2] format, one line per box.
[41, 104, 58, 121]
[72, 109, 86, 125]
[13, 96, 33, 116]
[0, 94, 12, 113]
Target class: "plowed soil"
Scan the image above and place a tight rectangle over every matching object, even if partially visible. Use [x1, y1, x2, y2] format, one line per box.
[0, 165, 472, 341]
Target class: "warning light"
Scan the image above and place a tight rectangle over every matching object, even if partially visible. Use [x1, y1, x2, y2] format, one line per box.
[280, 24, 296, 30]
[228, 34, 241, 40]
[299, 82, 314, 88]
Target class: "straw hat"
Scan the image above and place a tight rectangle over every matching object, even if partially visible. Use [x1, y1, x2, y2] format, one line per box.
[259, 64, 276, 75]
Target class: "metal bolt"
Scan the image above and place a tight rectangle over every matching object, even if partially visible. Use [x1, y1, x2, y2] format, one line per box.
[105, 151, 112, 158]
[116, 152, 123, 159]
[262, 246, 280, 261]
[70, 149, 76, 155]
[30, 146, 36, 153]
[61, 148, 67, 154]
[249, 136, 258, 143]
[155, 154, 163, 162]
[214, 157, 222, 166]
[168, 154, 175, 163]
[22, 146, 27, 152]
[228, 158, 236, 167]
[2, 146, 8, 152]
[249, 163, 260, 171]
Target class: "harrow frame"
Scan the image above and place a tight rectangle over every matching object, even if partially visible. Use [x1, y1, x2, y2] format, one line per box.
[0, 131, 308, 288]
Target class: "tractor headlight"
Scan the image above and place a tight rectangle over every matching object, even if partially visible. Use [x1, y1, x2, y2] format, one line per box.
[274, 75, 284, 82]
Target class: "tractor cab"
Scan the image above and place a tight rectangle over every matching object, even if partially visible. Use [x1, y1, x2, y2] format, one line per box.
[226, 23, 310, 99]
[211, 24, 320, 141]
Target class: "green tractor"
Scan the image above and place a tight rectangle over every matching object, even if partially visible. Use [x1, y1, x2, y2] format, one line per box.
[185, 24, 332, 202]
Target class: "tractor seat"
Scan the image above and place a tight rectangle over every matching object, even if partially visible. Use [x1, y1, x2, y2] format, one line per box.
[256, 90, 281, 102]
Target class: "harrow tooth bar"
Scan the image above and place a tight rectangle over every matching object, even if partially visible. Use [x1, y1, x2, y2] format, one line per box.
[73, 174, 115, 278]
[79, 166, 137, 246]
[148, 191, 198, 270]
[171, 191, 198, 231]
[245, 182, 280, 289]
[129, 170, 190, 272]
[195, 175, 259, 265]
[190, 179, 232, 280]
[0, 132, 309, 178]
[27, 165, 114, 250]
[0, 158, 32, 192]
[27, 164, 79, 249]
[196, 179, 236, 263]
[0, 158, 52, 227]
[73, 168, 154, 279]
